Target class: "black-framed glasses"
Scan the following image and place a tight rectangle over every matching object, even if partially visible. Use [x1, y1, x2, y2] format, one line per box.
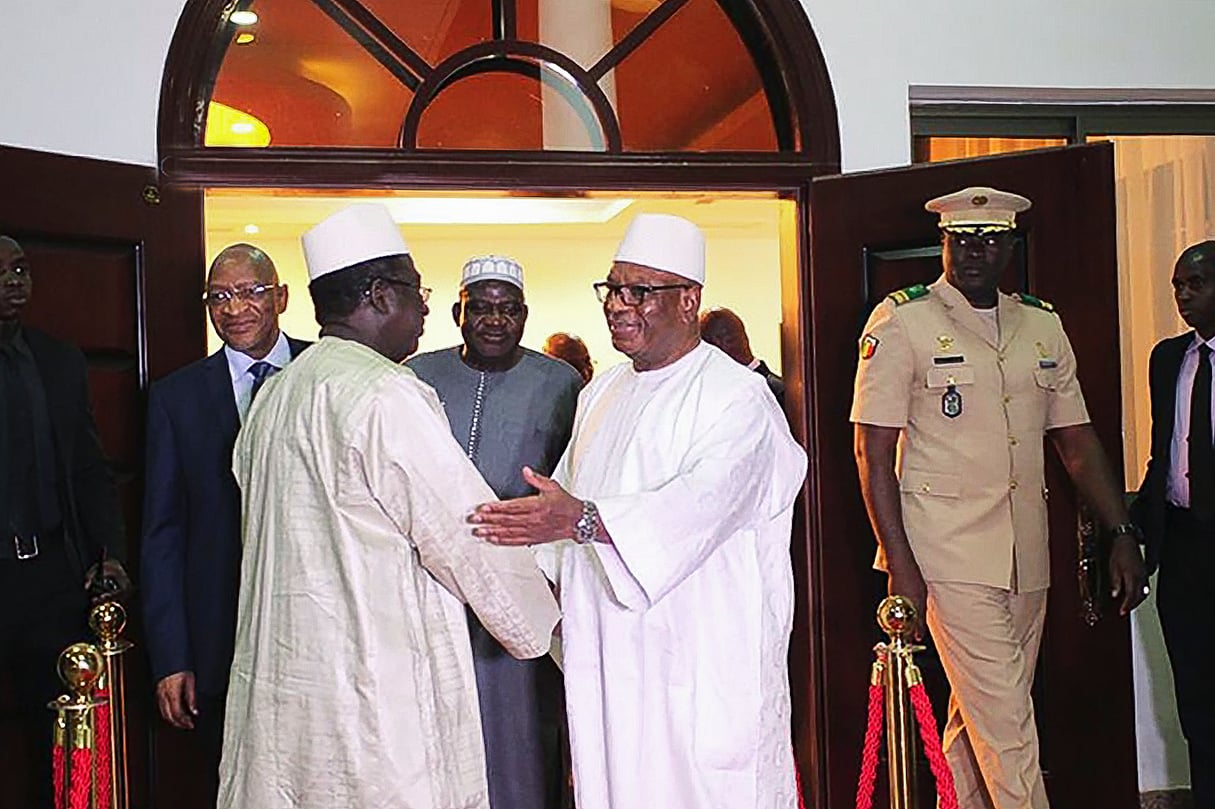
[593, 282, 694, 306]
[371, 276, 431, 304]
[202, 282, 279, 307]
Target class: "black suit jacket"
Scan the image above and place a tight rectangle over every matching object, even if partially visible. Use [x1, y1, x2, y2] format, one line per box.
[753, 359, 786, 406]
[22, 327, 126, 578]
[140, 337, 308, 696]
[1131, 331, 1194, 575]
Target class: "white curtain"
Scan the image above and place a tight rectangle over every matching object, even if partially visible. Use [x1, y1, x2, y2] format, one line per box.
[1105, 134, 1215, 793]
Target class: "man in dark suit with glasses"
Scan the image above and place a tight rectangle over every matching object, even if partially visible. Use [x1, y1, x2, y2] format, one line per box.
[140, 243, 308, 805]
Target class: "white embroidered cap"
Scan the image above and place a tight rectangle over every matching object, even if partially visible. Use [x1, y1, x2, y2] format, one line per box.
[302, 203, 410, 281]
[613, 213, 706, 284]
[460, 255, 524, 290]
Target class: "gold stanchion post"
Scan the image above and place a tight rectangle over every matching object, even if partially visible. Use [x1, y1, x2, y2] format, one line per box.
[53, 642, 106, 809]
[876, 596, 924, 809]
[90, 602, 133, 809]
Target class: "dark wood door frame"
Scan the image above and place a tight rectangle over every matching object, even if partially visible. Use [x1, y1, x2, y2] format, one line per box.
[154, 1, 843, 805]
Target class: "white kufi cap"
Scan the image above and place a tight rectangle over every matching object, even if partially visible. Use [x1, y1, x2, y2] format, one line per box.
[461, 255, 524, 290]
[613, 213, 706, 284]
[302, 203, 410, 281]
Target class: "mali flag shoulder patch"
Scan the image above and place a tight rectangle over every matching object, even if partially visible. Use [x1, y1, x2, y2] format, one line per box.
[860, 334, 880, 360]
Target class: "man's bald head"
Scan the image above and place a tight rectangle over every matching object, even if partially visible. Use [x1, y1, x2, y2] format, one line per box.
[1178, 240, 1215, 273]
[699, 307, 753, 366]
[207, 243, 278, 286]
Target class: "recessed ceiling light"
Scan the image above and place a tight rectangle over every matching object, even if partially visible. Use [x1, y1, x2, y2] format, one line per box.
[235, 32, 256, 44]
[243, 224, 260, 235]
[230, 10, 259, 26]
[230, 122, 255, 135]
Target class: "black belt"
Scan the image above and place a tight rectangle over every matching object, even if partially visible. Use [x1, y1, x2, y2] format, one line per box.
[0, 524, 63, 561]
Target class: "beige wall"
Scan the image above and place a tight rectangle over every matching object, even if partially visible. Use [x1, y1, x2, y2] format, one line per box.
[204, 195, 790, 376]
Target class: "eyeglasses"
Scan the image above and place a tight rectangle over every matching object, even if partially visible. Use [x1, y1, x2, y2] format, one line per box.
[202, 283, 279, 308]
[465, 301, 524, 319]
[593, 282, 694, 306]
[947, 231, 1014, 250]
[372, 277, 431, 304]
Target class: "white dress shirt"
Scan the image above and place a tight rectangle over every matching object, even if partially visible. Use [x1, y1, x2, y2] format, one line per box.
[1166, 332, 1215, 507]
[223, 330, 293, 421]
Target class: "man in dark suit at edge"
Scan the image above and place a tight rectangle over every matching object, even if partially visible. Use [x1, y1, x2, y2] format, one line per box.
[699, 306, 786, 405]
[0, 234, 129, 809]
[140, 243, 308, 805]
[1132, 240, 1215, 809]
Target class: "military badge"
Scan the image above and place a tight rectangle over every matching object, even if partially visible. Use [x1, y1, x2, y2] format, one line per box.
[860, 334, 879, 360]
[942, 385, 963, 418]
[937, 334, 954, 351]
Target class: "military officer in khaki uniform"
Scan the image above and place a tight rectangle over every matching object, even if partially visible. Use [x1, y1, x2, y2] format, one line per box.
[851, 187, 1148, 809]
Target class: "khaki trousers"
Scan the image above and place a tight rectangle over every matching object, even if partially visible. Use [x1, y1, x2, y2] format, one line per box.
[925, 583, 1050, 809]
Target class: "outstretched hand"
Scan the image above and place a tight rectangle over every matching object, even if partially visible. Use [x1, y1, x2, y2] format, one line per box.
[470, 466, 582, 546]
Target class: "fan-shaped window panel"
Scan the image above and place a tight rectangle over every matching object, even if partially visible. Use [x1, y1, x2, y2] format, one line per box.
[609, 0, 776, 151]
[200, 0, 799, 153]
[210, 0, 416, 147]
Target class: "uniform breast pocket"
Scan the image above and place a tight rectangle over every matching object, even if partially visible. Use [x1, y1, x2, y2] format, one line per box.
[925, 366, 975, 419]
[1033, 368, 1060, 392]
[925, 365, 976, 389]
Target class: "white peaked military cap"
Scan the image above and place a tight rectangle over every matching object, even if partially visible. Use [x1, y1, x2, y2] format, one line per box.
[925, 186, 1032, 231]
[460, 255, 524, 290]
[302, 203, 410, 281]
[613, 213, 706, 284]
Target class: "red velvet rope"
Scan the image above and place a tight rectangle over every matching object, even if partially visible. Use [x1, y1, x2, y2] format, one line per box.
[94, 690, 112, 809]
[908, 683, 959, 809]
[52, 742, 65, 809]
[854, 682, 884, 809]
[69, 747, 91, 809]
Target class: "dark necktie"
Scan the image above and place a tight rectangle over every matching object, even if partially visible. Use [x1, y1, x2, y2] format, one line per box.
[1189, 344, 1215, 523]
[248, 361, 279, 404]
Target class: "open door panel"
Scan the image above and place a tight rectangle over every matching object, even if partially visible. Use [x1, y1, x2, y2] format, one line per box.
[803, 142, 1135, 809]
[0, 145, 203, 809]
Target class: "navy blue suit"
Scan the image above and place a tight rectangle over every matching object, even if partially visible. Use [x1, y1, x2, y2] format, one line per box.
[140, 337, 308, 699]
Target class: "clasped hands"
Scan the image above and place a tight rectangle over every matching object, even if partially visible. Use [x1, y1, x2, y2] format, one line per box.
[469, 466, 581, 546]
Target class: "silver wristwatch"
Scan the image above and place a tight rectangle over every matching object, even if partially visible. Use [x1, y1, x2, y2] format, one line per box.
[574, 500, 600, 545]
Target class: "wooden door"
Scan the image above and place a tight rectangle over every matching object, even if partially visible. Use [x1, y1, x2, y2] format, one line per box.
[803, 142, 1135, 809]
[0, 145, 203, 809]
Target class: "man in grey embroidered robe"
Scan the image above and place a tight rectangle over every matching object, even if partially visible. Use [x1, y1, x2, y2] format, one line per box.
[409, 255, 581, 809]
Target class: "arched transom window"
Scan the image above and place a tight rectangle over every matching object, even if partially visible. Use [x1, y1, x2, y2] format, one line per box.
[199, 0, 816, 153]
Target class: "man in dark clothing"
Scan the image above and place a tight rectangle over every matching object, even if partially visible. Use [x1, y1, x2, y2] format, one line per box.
[699, 306, 785, 405]
[0, 234, 128, 809]
[1132, 240, 1215, 809]
[141, 243, 306, 806]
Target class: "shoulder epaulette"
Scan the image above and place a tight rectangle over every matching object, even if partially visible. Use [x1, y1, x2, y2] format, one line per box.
[887, 284, 930, 306]
[1013, 292, 1055, 312]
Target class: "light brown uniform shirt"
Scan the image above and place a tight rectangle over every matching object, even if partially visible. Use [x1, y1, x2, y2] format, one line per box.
[850, 276, 1090, 591]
